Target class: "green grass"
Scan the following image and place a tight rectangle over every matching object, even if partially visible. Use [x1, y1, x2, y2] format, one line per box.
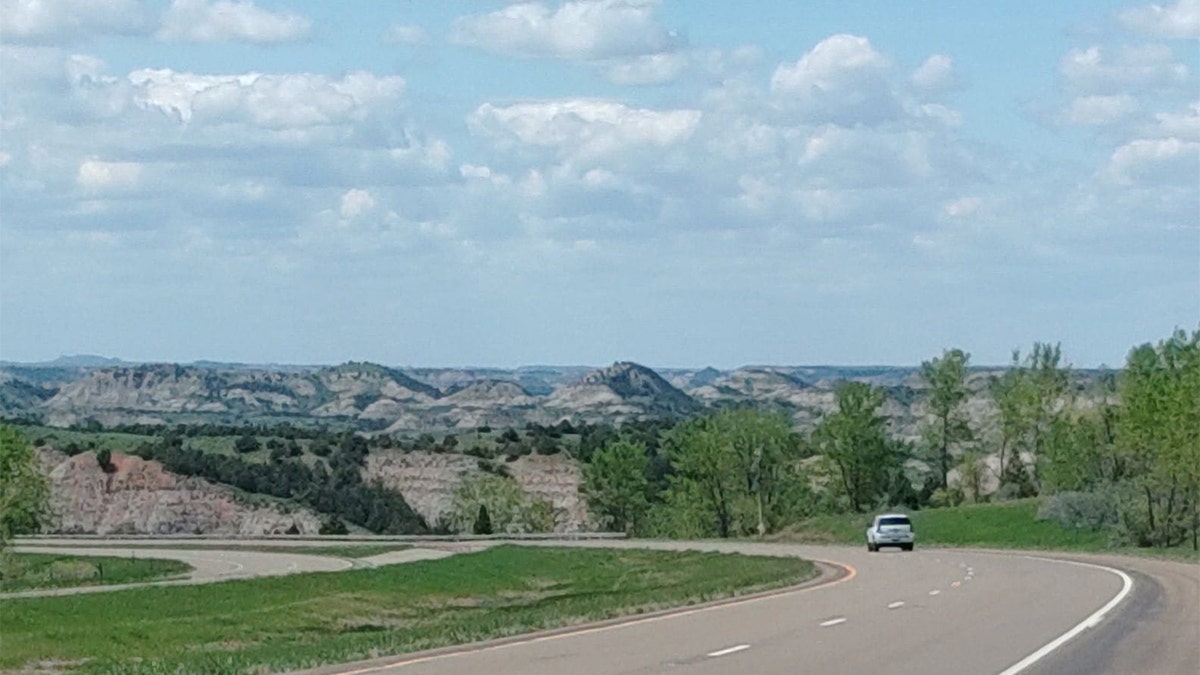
[0, 554, 192, 593]
[0, 545, 815, 674]
[782, 499, 1199, 561]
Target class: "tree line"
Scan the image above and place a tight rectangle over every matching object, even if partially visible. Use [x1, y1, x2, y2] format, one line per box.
[130, 432, 428, 535]
[583, 328, 1198, 549]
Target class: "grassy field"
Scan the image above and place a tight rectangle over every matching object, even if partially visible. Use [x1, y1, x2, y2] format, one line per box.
[0, 554, 192, 593]
[781, 499, 1199, 560]
[1, 545, 816, 675]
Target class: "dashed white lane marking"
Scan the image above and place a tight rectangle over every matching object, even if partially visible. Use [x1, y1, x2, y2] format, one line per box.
[887, 601, 905, 609]
[929, 590, 941, 596]
[951, 581, 961, 587]
[819, 618, 848, 627]
[706, 645, 750, 658]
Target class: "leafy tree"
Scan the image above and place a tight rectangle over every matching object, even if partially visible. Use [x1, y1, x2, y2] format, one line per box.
[1, 425, 50, 548]
[990, 343, 1070, 494]
[447, 473, 554, 534]
[812, 382, 903, 512]
[1116, 329, 1200, 549]
[919, 349, 974, 490]
[233, 432, 260, 454]
[957, 449, 986, 503]
[95, 448, 116, 474]
[583, 440, 650, 533]
[473, 504, 493, 535]
[655, 409, 805, 538]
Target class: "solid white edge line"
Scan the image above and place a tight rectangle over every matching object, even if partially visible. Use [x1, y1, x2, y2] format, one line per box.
[706, 644, 751, 658]
[819, 617, 847, 627]
[994, 557, 1134, 675]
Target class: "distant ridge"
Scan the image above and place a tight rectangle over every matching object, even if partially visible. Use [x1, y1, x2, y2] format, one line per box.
[0, 355, 130, 368]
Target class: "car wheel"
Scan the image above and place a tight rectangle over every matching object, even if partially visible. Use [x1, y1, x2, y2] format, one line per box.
[902, 544, 913, 552]
[867, 543, 876, 552]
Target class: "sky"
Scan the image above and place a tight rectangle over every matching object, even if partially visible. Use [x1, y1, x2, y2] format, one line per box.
[0, 0, 1197, 369]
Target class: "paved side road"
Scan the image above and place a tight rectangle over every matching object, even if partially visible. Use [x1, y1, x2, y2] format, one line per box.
[2, 546, 356, 598]
[3, 543, 460, 599]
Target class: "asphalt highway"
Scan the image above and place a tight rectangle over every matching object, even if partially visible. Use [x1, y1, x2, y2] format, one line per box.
[303, 540, 1197, 675]
[8, 538, 1197, 674]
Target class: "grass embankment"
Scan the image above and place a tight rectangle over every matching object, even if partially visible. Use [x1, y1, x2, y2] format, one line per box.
[1, 545, 816, 675]
[784, 499, 1199, 560]
[0, 554, 192, 593]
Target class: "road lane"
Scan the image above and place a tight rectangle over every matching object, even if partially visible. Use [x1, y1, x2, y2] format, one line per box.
[1020, 553, 1200, 675]
[303, 542, 1133, 675]
[10, 537, 1194, 674]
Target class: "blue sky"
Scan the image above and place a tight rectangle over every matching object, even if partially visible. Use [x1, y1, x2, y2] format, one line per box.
[1, 0, 1197, 368]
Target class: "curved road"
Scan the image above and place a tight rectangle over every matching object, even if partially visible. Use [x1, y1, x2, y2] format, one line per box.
[8, 539, 1197, 674]
[302, 540, 1197, 675]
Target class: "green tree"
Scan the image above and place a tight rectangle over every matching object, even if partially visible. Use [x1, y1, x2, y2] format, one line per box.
[95, 448, 116, 473]
[1, 425, 50, 548]
[654, 409, 803, 538]
[233, 432, 260, 454]
[1117, 329, 1200, 549]
[957, 449, 986, 503]
[919, 348, 974, 490]
[583, 440, 650, 534]
[473, 504, 493, 535]
[448, 473, 554, 534]
[990, 343, 1070, 495]
[812, 382, 903, 512]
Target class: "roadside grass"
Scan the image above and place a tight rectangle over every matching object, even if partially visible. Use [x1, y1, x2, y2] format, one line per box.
[781, 499, 1199, 561]
[0, 545, 816, 675]
[0, 554, 192, 593]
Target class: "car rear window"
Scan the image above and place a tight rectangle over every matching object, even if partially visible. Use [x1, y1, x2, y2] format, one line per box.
[879, 516, 911, 527]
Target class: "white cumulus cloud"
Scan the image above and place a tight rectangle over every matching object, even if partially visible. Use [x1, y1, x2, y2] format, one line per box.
[770, 34, 900, 125]
[0, 0, 149, 40]
[340, 188, 376, 218]
[911, 54, 958, 92]
[1061, 94, 1139, 126]
[1148, 102, 1200, 140]
[77, 158, 141, 191]
[157, 0, 311, 44]
[128, 69, 405, 127]
[468, 99, 701, 159]
[1118, 0, 1200, 39]
[1107, 137, 1200, 185]
[450, 0, 678, 60]
[1060, 44, 1189, 94]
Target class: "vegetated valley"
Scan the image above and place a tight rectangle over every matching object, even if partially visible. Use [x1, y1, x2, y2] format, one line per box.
[2, 327, 1196, 552]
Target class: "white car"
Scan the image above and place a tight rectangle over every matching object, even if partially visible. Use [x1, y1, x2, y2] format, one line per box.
[866, 513, 915, 552]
